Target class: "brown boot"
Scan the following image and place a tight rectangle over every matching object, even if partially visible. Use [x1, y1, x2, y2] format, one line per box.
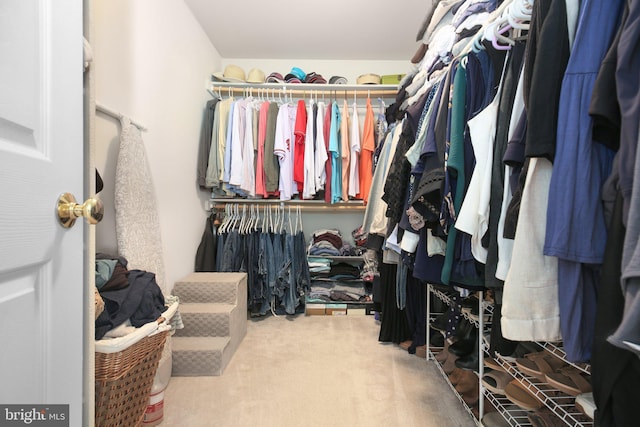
[435, 340, 450, 363]
[462, 383, 480, 407]
[455, 370, 478, 395]
[443, 351, 459, 374]
[448, 368, 464, 385]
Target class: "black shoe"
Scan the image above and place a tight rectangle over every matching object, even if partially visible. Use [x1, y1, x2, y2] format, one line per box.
[460, 294, 480, 310]
[429, 328, 445, 347]
[449, 325, 477, 357]
[431, 312, 449, 333]
[455, 334, 480, 371]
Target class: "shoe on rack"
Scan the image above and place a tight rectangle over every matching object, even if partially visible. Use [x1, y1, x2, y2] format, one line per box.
[575, 392, 595, 419]
[515, 350, 567, 380]
[461, 382, 479, 406]
[460, 293, 480, 311]
[468, 304, 492, 323]
[448, 367, 464, 386]
[481, 412, 510, 427]
[449, 322, 477, 357]
[484, 356, 506, 372]
[481, 370, 513, 395]
[455, 349, 479, 371]
[429, 328, 445, 348]
[527, 408, 566, 427]
[414, 345, 427, 359]
[442, 350, 459, 375]
[454, 369, 478, 394]
[544, 366, 592, 397]
[435, 340, 450, 363]
[499, 341, 544, 362]
[504, 379, 543, 411]
[431, 312, 450, 333]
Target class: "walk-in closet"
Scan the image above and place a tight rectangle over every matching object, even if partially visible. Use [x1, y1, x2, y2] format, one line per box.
[2, 0, 637, 426]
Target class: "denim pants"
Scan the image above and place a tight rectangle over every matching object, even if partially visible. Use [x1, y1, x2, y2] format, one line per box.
[280, 233, 296, 314]
[221, 230, 241, 272]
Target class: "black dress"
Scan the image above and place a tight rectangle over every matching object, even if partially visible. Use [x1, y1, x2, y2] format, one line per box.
[378, 256, 412, 344]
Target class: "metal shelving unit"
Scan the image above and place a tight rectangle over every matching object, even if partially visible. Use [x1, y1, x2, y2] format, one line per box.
[487, 347, 594, 427]
[427, 284, 593, 427]
[428, 347, 480, 424]
[427, 284, 487, 424]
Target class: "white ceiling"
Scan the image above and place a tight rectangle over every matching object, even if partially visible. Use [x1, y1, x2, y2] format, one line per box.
[184, 0, 428, 60]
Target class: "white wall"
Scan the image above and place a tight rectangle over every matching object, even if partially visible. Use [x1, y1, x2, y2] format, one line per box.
[94, 0, 221, 293]
[221, 58, 410, 86]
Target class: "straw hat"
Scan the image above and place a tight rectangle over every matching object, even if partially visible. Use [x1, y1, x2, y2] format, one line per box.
[246, 68, 266, 83]
[357, 73, 381, 85]
[212, 64, 246, 82]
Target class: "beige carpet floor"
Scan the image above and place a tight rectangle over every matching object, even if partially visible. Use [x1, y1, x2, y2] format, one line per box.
[163, 314, 476, 427]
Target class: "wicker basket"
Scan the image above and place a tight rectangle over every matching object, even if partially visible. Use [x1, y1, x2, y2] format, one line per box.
[95, 329, 168, 427]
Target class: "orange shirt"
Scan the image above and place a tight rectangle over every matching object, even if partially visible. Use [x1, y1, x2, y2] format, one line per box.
[358, 97, 375, 203]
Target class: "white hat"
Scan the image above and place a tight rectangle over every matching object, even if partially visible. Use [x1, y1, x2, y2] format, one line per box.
[246, 68, 266, 84]
[213, 64, 246, 82]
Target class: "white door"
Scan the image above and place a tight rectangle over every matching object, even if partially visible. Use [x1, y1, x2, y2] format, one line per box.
[0, 0, 86, 425]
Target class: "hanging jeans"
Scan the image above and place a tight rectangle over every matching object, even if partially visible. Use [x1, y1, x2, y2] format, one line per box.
[294, 231, 311, 296]
[221, 230, 241, 272]
[280, 232, 296, 314]
[272, 232, 286, 300]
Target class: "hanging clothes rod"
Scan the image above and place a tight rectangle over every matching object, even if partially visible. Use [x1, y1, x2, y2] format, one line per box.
[210, 84, 397, 98]
[96, 102, 147, 131]
[209, 200, 366, 212]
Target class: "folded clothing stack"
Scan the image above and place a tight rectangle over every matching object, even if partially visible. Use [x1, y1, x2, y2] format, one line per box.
[307, 257, 332, 274]
[308, 280, 369, 303]
[308, 229, 343, 257]
[312, 262, 361, 280]
[352, 226, 368, 247]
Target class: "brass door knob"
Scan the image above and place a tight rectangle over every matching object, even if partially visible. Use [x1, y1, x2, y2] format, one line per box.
[57, 192, 104, 228]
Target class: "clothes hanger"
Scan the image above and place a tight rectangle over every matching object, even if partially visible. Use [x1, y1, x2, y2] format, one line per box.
[246, 204, 252, 233]
[252, 204, 257, 231]
[271, 205, 277, 234]
[288, 206, 293, 235]
[296, 205, 303, 235]
[219, 204, 228, 233]
[218, 205, 226, 233]
[239, 204, 246, 234]
[279, 205, 285, 234]
[229, 203, 238, 231]
[485, 19, 514, 50]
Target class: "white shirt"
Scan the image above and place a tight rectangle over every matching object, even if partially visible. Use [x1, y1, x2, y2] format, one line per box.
[314, 102, 328, 191]
[303, 99, 316, 199]
[274, 104, 296, 200]
[240, 99, 256, 196]
[348, 102, 361, 198]
[228, 99, 246, 188]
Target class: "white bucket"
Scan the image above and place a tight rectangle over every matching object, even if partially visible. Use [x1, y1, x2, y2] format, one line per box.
[142, 390, 164, 426]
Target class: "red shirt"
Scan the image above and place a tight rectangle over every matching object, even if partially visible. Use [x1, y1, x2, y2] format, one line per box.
[293, 100, 307, 193]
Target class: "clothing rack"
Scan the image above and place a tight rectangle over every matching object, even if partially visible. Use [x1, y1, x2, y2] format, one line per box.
[96, 102, 147, 131]
[210, 82, 398, 99]
[209, 199, 366, 212]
